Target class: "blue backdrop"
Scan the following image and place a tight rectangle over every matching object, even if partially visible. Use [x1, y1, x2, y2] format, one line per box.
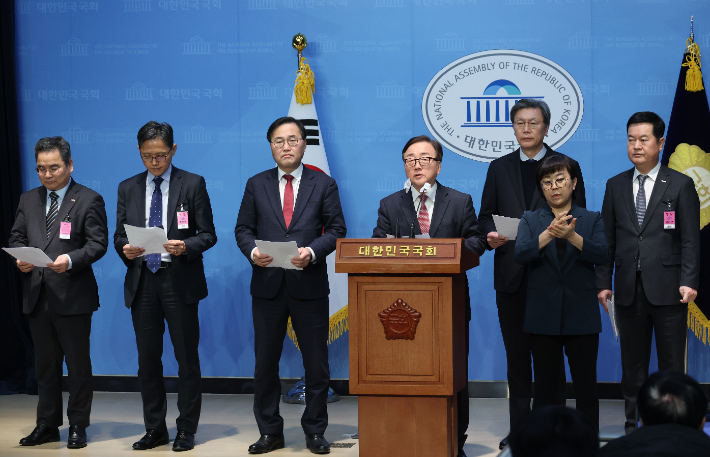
[12, 0, 710, 383]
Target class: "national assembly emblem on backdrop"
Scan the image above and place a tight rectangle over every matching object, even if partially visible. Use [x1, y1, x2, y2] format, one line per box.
[422, 50, 584, 163]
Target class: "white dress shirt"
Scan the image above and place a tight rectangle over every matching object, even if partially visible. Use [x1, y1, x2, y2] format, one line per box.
[519, 146, 547, 162]
[633, 161, 662, 204]
[144, 164, 172, 262]
[251, 164, 315, 262]
[46, 178, 73, 269]
[411, 182, 438, 224]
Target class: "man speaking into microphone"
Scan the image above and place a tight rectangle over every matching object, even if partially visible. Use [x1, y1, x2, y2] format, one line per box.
[372, 135, 486, 457]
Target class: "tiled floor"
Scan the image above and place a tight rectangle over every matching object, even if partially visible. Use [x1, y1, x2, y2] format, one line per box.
[0, 393, 627, 456]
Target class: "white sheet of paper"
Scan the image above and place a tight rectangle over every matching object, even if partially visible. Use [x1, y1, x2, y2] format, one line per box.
[255, 240, 302, 270]
[608, 293, 619, 342]
[2, 247, 54, 266]
[124, 224, 170, 255]
[492, 215, 521, 240]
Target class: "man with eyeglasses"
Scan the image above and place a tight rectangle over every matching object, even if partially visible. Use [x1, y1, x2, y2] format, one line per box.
[9, 136, 108, 449]
[478, 99, 586, 449]
[372, 135, 487, 457]
[114, 121, 217, 452]
[236, 116, 346, 454]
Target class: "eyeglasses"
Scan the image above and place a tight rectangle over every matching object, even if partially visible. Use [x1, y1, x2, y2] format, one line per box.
[36, 165, 63, 175]
[141, 152, 171, 163]
[541, 177, 570, 190]
[404, 157, 440, 168]
[513, 120, 542, 131]
[270, 137, 303, 149]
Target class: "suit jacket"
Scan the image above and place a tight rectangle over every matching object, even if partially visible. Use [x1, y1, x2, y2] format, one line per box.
[235, 166, 347, 300]
[114, 166, 217, 308]
[514, 204, 609, 335]
[9, 180, 108, 315]
[372, 182, 487, 321]
[598, 423, 710, 457]
[479, 144, 586, 294]
[595, 165, 700, 306]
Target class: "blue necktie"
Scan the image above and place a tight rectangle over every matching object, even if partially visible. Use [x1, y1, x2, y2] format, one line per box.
[146, 176, 164, 273]
[46, 191, 59, 238]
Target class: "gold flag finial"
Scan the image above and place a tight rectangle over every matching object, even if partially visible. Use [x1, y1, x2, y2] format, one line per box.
[292, 33, 315, 105]
[683, 16, 704, 92]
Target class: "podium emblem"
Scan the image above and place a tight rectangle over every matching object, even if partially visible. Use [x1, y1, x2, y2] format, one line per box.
[378, 299, 421, 340]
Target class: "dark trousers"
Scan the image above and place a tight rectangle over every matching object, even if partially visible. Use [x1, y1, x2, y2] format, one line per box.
[252, 278, 330, 435]
[131, 265, 202, 434]
[616, 273, 687, 427]
[530, 333, 600, 431]
[28, 283, 93, 428]
[496, 276, 566, 432]
[457, 320, 470, 444]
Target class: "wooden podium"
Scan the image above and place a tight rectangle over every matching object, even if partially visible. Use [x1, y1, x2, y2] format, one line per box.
[335, 238, 479, 457]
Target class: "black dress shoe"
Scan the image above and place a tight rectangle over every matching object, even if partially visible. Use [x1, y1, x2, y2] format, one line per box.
[19, 424, 60, 446]
[499, 435, 509, 450]
[248, 434, 285, 454]
[67, 425, 87, 449]
[305, 434, 330, 454]
[173, 430, 195, 452]
[132, 429, 170, 450]
[457, 433, 467, 457]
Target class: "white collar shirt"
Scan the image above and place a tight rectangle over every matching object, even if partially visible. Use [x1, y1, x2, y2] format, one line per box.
[633, 161, 661, 203]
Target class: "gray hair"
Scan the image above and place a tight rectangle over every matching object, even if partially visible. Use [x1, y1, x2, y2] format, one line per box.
[510, 99, 551, 126]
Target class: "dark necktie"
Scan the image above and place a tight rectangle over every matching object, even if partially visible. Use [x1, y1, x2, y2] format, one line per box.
[46, 191, 59, 238]
[527, 159, 535, 162]
[147, 176, 164, 273]
[418, 194, 430, 235]
[283, 175, 294, 228]
[636, 175, 647, 270]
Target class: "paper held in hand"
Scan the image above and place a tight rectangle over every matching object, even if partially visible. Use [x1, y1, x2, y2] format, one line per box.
[2, 247, 54, 266]
[492, 215, 521, 240]
[608, 293, 619, 342]
[255, 240, 302, 270]
[124, 224, 170, 255]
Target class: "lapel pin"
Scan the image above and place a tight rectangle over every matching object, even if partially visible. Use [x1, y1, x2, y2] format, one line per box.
[71, 199, 76, 202]
[661, 180, 666, 183]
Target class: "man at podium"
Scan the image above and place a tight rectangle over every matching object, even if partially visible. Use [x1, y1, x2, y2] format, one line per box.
[372, 135, 487, 457]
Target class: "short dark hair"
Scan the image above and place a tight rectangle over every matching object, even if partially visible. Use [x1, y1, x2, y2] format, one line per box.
[510, 99, 551, 126]
[509, 405, 598, 457]
[34, 136, 71, 165]
[626, 111, 665, 142]
[137, 121, 174, 148]
[266, 117, 306, 143]
[638, 371, 708, 429]
[401, 135, 444, 162]
[536, 154, 578, 200]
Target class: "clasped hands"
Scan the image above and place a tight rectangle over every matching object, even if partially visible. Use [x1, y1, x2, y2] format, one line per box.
[16, 254, 70, 274]
[546, 211, 577, 239]
[123, 240, 186, 260]
[253, 247, 311, 269]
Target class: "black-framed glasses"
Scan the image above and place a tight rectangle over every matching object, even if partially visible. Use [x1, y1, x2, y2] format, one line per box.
[141, 152, 171, 163]
[270, 137, 303, 149]
[35, 165, 63, 175]
[404, 157, 439, 168]
[541, 177, 570, 190]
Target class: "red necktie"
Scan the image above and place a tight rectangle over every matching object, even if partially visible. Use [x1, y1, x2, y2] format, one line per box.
[283, 174, 294, 228]
[418, 194, 430, 235]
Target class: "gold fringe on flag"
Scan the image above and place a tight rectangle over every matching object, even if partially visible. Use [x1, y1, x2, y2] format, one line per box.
[294, 56, 315, 105]
[683, 40, 704, 92]
[688, 302, 710, 345]
[286, 305, 349, 351]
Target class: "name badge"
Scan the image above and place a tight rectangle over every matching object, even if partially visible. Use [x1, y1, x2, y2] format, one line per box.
[177, 211, 189, 229]
[59, 221, 71, 239]
[664, 211, 676, 229]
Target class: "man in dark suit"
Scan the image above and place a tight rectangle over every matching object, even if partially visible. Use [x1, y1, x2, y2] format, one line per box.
[9, 136, 108, 449]
[372, 135, 487, 457]
[235, 117, 346, 455]
[596, 111, 700, 434]
[114, 121, 217, 452]
[478, 99, 586, 448]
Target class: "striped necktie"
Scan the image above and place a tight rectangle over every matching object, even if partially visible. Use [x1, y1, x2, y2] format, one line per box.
[418, 194, 430, 235]
[636, 175, 647, 270]
[46, 191, 59, 238]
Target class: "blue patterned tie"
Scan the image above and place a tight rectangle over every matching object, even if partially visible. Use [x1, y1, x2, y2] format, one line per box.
[146, 176, 164, 273]
[46, 191, 59, 238]
[636, 175, 647, 270]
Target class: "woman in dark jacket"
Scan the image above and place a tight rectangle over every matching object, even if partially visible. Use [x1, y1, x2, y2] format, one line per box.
[514, 154, 609, 430]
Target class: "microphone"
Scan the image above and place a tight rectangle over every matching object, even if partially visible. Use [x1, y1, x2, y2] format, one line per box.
[394, 218, 401, 238]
